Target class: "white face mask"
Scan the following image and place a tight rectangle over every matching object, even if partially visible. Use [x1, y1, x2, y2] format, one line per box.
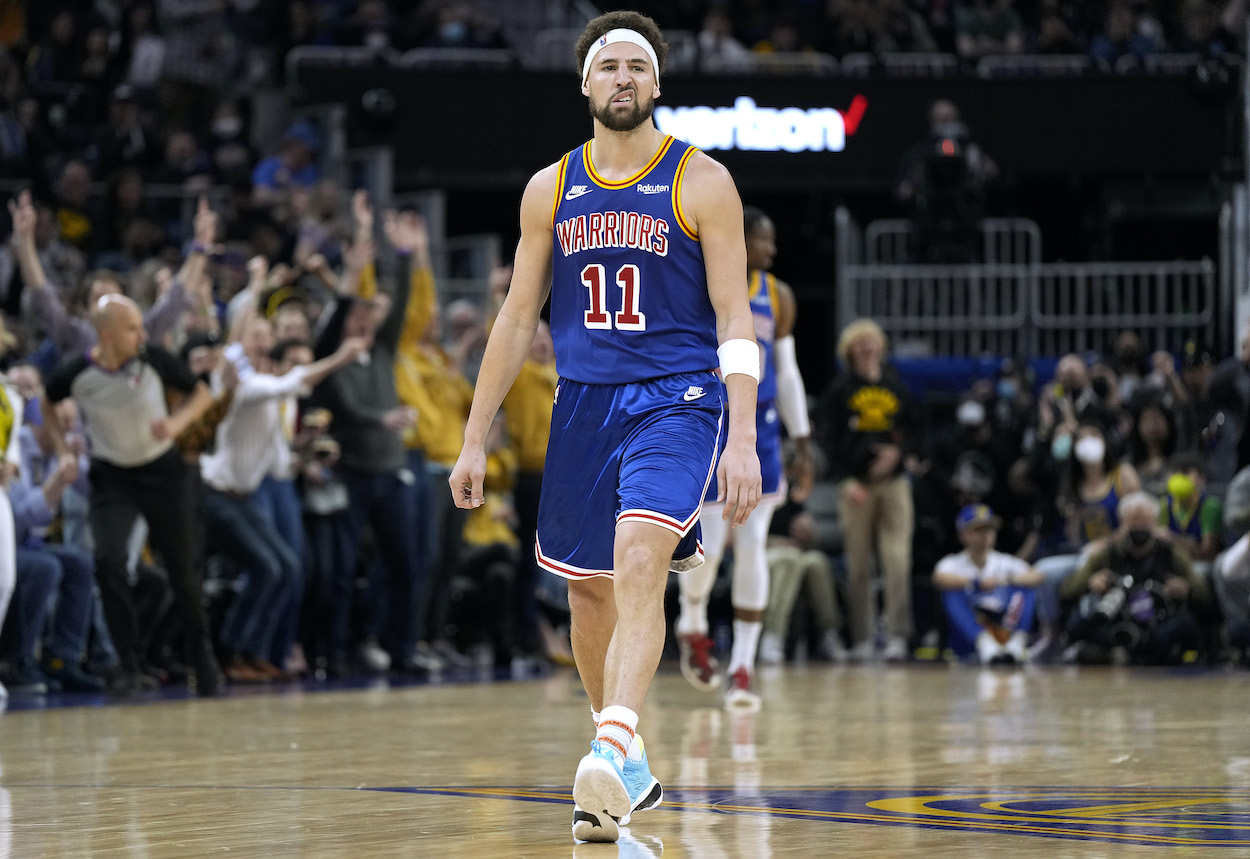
[1074, 436, 1106, 464]
[956, 400, 986, 427]
[212, 117, 242, 139]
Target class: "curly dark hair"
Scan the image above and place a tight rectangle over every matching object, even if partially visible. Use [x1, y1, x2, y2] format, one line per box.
[574, 11, 668, 78]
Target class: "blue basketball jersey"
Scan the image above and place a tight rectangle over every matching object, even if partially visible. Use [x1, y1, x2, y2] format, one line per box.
[749, 269, 779, 406]
[549, 136, 718, 384]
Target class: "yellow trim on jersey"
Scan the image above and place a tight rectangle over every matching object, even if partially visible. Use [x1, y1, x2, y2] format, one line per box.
[582, 135, 675, 189]
[747, 269, 764, 301]
[673, 145, 699, 240]
[766, 272, 780, 321]
[551, 152, 571, 228]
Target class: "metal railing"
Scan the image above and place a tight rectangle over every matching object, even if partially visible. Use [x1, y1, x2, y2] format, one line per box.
[399, 48, 516, 70]
[977, 54, 1101, 78]
[862, 218, 1041, 266]
[285, 43, 1234, 83]
[836, 207, 1221, 357]
[840, 52, 960, 78]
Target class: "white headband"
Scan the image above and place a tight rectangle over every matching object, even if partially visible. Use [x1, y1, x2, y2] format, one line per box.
[581, 28, 660, 87]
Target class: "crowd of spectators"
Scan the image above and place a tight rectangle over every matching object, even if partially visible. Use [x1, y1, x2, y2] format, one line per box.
[0, 4, 1249, 707]
[0, 169, 576, 700]
[656, 0, 1248, 65]
[781, 321, 1248, 668]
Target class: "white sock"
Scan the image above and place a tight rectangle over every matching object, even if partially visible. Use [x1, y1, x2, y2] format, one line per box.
[976, 631, 1000, 664]
[677, 595, 710, 637]
[1005, 632, 1028, 662]
[677, 561, 717, 636]
[594, 708, 644, 761]
[595, 705, 637, 769]
[728, 619, 763, 673]
[626, 733, 645, 763]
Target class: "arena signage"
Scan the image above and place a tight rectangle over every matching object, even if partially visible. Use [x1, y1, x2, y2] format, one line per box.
[293, 68, 1235, 191]
[653, 95, 867, 154]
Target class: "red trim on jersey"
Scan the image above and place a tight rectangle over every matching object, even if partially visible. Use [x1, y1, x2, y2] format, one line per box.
[583, 135, 675, 189]
[551, 152, 571, 228]
[672, 146, 699, 240]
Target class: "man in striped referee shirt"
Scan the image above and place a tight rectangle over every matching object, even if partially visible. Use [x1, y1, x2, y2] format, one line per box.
[43, 294, 220, 695]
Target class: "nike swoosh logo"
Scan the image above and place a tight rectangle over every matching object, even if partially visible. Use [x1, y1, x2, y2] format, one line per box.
[683, 388, 706, 401]
[564, 187, 592, 200]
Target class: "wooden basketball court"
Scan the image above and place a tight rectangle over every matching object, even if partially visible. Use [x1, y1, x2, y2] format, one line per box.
[3, 662, 1249, 855]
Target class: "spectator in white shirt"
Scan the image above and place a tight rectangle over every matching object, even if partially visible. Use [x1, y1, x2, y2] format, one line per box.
[200, 315, 363, 682]
[933, 504, 1044, 664]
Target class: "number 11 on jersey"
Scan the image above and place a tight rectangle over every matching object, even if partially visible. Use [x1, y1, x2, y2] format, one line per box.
[581, 263, 646, 332]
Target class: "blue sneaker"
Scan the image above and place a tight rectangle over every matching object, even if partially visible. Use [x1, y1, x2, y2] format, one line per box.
[572, 735, 664, 842]
[620, 734, 663, 825]
[572, 740, 629, 843]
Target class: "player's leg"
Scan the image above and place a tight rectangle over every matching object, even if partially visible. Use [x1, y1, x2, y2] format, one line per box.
[568, 576, 616, 712]
[676, 502, 726, 691]
[676, 504, 726, 636]
[602, 520, 682, 711]
[574, 372, 720, 840]
[725, 497, 778, 709]
[574, 520, 679, 834]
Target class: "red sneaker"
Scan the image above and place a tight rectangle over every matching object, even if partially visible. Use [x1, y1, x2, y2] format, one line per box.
[725, 666, 761, 711]
[678, 633, 721, 691]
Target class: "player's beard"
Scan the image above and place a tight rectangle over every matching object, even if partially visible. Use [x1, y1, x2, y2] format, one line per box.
[590, 88, 655, 132]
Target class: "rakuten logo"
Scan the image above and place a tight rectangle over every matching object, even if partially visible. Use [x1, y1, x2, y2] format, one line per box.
[654, 95, 867, 153]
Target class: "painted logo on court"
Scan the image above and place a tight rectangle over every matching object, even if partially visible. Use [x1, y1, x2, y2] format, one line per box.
[376, 785, 1250, 847]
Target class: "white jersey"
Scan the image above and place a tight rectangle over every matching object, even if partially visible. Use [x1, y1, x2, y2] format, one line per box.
[934, 550, 1031, 591]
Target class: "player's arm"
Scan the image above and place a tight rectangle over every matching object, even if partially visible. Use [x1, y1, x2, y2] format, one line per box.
[684, 153, 761, 527]
[449, 163, 557, 509]
[772, 278, 814, 501]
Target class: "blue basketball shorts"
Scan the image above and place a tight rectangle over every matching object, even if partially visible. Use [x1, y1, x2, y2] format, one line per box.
[535, 370, 723, 580]
[704, 399, 785, 505]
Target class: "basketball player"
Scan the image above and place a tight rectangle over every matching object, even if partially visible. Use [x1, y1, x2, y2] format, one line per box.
[675, 206, 815, 709]
[448, 11, 762, 844]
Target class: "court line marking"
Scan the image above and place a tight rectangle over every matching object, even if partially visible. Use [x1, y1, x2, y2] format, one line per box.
[8, 783, 1250, 846]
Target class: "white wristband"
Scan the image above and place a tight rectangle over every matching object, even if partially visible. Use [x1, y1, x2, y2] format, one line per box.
[718, 338, 760, 382]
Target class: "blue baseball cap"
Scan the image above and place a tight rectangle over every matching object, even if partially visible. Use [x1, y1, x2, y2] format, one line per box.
[956, 504, 1001, 532]
[284, 120, 322, 152]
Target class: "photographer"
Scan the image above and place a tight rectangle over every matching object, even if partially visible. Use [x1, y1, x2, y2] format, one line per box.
[894, 99, 997, 263]
[1060, 492, 1209, 665]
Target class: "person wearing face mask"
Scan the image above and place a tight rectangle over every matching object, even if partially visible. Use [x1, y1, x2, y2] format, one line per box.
[207, 102, 256, 185]
[932, 392, 1018, 508]
[1030, 420, 1140, 659]
[1060, 421, 1141, 549]
[1037, 354, 1116, 439]
[1111, 330, 1146, 404]
[991, 360, 1036, 452]
[1060, 492, 1209, 665]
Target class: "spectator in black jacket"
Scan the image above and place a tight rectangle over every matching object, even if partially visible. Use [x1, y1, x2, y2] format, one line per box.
[310, 198, 423, 674]
[819, 318, 919, 662]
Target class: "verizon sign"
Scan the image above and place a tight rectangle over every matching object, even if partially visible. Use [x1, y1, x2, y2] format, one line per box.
[654, 95, 867, 153]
